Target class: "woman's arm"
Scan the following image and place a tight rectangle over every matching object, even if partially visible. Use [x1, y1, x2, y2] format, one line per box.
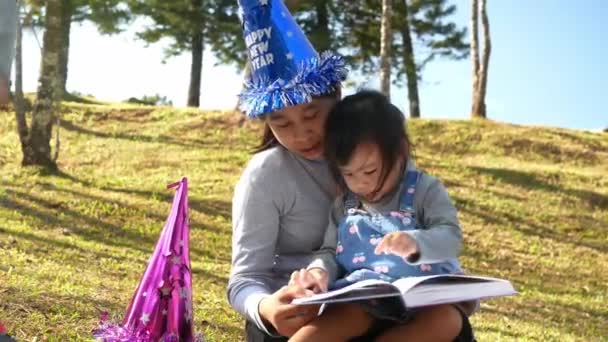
[228, 172, 283, 334]
[228, 159, 318, 337]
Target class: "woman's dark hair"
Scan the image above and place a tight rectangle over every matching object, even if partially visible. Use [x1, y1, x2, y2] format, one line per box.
[252, 89, 341, 153]
[253, 124, 279, 153]
[324, 90, 412, 192]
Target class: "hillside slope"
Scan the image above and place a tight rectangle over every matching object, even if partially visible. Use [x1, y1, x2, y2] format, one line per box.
[0, 102, 606, 341]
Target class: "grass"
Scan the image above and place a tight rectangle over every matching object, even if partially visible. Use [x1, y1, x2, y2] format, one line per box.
[0, 101, 607, 341]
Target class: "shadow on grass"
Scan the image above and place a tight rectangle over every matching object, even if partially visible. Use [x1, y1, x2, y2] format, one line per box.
[100, 185, 232, 222]
[463, 247, 580, 297]
[470, 166, 608, 210]
[1, 174, 229, 256]
[552, 130, 607, 151]
[192, 266, 229, 285]
[475, 325, 522, 340]
[35, 180, 231, 235]
[479, 298, 607, 339]
[59, 118, 216, 149]
[53, 169, 232, 222]
[0, 284, 124, 339]
[465, 247, 607, 338]
[1, 188, 156, 254]
[0, 225, 130, 264]
[454, 192, 607, 254]
[494, 137, 601, 165]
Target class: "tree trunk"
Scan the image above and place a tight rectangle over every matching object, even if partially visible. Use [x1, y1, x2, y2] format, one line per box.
[380, 0, 392, 100]
[14, 1, 29, 155]
[312, 0, 330, 52]
[58, 0, 72, 95]
[187, 30, 203, 107]
[478, 0, 491, 118]
[23, 0, 65, 169]
[284, 0, 299, 11]
[401, 0, 420, 118]
[187, 0, 204, 108]
[470, 0, 486, 119]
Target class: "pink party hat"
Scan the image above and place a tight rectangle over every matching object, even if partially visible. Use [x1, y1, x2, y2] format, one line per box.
[93, 178, 202, 341]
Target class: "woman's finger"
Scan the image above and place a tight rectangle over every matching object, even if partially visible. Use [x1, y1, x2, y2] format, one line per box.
[296, 268, 309, 286]
[313, 279, 327, 293]
[289, 270, 302, 286]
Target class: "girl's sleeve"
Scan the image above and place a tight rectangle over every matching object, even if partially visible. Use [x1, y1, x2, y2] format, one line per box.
[227, 171, 283, 335]
[406, 175, 463, 264]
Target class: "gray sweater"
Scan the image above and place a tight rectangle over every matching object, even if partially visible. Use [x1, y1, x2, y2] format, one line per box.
[228, 146, 337, 334]
[228, 147, 462, 334]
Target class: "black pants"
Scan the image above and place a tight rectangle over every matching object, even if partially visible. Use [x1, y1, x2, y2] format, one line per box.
[245, 321, 288, 342]
[245, 306, 475, 342]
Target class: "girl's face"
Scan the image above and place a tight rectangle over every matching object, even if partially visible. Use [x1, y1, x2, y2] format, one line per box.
[339, 142, 405, 203]
[265, 97, 336, 160]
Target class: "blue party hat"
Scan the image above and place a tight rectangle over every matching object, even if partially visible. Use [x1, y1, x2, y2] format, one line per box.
[238, 0, 347, 118]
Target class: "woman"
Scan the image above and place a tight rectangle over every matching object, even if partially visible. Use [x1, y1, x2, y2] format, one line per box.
[228, 1, 476, 341]
[229, 93, 342, 340]
[227, 0, 346, 340]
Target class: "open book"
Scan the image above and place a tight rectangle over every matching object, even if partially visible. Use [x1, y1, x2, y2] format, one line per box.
[292, 274, 516, 308]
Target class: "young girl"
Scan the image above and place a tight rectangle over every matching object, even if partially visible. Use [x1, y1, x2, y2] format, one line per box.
[289, 90, 475, 342]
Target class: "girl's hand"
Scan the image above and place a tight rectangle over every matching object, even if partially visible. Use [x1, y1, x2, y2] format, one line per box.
[288, 268, 329, 293]
[258, 285, 320, 337]
[374, 231, 419, 259]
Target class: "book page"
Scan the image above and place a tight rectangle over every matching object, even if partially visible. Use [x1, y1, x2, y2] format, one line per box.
[402, 280, 517, 308]
[292, 279, 395, 305]
[392, 274, 507, 296]
[292, 274, 516, 307]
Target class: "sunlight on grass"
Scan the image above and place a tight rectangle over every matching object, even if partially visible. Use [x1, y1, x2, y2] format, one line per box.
[1, 104, 607, 341]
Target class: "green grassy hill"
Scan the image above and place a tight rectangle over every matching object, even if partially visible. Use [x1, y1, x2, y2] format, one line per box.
[0, 102, 606, 341]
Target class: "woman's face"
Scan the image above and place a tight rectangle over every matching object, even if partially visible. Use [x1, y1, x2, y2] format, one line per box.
[265, 97, 336, 160]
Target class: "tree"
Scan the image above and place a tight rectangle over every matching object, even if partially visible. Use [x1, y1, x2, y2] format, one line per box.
[205, 0, 336, 110]
[396, 0, 419, 118]
[208, 0, 336, 70]
[380, 0, 393, 100]
[471, 0, 491, 119]
[206, 0, 467, 117]
[293, 0, 332, 52]
[14, 1, 28, 159]
[23, 0, 130, 95]
[21, 0, 66, 169]
[129, 0, 218, 107]
[336, 0, 468, 118]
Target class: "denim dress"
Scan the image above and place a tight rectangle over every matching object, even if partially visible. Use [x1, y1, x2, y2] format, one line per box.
[334, 170, 461, 289]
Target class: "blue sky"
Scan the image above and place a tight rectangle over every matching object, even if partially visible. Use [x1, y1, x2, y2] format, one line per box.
[16, 0, 608, 130]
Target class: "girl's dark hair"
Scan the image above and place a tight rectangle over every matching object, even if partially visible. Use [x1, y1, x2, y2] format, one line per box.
[252, 89, 341, 153]
[324, 90, 412, 192]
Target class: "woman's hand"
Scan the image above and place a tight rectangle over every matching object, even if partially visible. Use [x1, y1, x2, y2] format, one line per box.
[374, 231, 419, 259]
[258, 285, 321, 337]
[289, 268, 329, 293]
